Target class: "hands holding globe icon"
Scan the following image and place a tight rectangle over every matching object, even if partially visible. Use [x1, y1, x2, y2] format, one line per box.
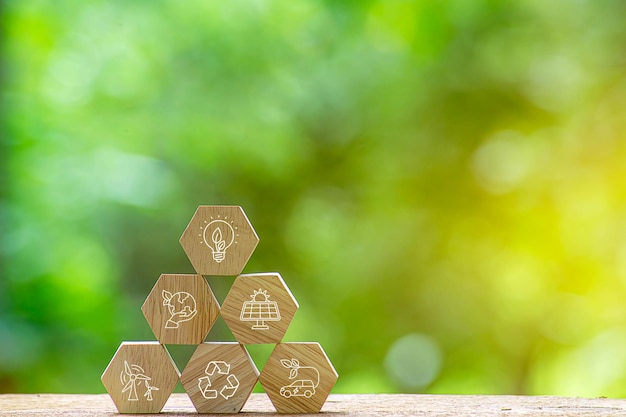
[162, 290, 197, 329]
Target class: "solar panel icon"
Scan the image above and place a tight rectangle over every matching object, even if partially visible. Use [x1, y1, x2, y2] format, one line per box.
[240, 289, 281, 330]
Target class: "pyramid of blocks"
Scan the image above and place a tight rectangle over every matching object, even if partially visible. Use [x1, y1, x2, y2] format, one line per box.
[101, 205, 338, 414]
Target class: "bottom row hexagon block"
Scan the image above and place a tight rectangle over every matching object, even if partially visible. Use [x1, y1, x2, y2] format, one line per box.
[102, 341, 337, 414]
[260, 342, 338, 414]
[101, 342, 180, 414]
[180, 342, 259, 414]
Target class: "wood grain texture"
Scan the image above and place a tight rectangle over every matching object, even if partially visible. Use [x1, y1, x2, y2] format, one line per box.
[179, 343, 259, 413]
[4, 394, 626, 416]
[259, 343, 338, 414]
[100, 342, 180, 414]
[179, 206, 259, 276]
[141, 274, 219, 345]
[221, 273, 298, 345]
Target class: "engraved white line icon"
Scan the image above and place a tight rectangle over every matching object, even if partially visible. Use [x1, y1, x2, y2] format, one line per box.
[143, 383, 159, 401]
[198, 361, 240, 400]
[199, 216, 239, 263]
[120, 361, 159, 401]
[162, 290, 197, 329]
[240, 289, 281, 330]
[279, 358, 319, 399]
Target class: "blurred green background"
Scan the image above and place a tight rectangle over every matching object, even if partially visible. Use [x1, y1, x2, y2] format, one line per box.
[3, 0, 626, 397]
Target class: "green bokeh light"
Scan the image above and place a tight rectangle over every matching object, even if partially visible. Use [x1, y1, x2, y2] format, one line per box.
[2, 0, 626, 396]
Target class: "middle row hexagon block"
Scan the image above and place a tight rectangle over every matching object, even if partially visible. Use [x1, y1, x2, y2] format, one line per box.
[142, 274, 220, 345]
[221, 272, 299, 345]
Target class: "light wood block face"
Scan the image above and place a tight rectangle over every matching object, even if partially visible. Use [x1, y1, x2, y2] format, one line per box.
[180, 342, 259, 414]
[221, 273, 299, 345]
[101, 342, 180, 414]
[179, 206, 259, 276]
[141, 274, 219, 345]
[259, 342, 338, 414]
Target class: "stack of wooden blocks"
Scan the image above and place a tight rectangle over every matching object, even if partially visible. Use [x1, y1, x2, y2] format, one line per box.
[101, 206, 338, 414]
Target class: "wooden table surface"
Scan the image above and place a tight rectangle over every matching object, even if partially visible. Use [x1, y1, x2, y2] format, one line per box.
[2, 393, 626, 416]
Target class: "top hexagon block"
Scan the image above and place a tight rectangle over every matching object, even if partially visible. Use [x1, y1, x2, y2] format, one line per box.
[180, 206, 259, 276]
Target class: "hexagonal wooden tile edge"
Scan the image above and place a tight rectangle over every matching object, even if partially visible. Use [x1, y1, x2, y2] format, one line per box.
[141, 274, 220, 345]
[101, 342, 180, 413]
[259, 342, 338, 413]
[179, 206, 259, 276]
[180, 342, 259, 413]
[221, 272, 299, 345]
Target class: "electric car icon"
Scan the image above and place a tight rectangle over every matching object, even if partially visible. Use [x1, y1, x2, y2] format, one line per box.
[279, 380, 316, 398]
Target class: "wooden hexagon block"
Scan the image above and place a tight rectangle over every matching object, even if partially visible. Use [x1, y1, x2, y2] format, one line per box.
[141, 274, 220, 345]
[180, 342, 259, 413]
[259, 342, 338, 414]
[221, 273, 298, 345]
[101, 342, 180, 414]
[180, 206, 259, 276]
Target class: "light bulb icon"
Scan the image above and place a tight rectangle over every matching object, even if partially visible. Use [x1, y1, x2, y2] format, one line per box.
[201, 219, 236, 263]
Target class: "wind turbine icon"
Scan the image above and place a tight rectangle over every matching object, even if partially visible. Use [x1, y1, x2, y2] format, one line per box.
[144, 382, 160, 401]
[120, 361, 159, 401]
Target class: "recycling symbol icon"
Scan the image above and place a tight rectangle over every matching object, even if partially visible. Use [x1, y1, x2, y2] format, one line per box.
[197, 361, 240, 400]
